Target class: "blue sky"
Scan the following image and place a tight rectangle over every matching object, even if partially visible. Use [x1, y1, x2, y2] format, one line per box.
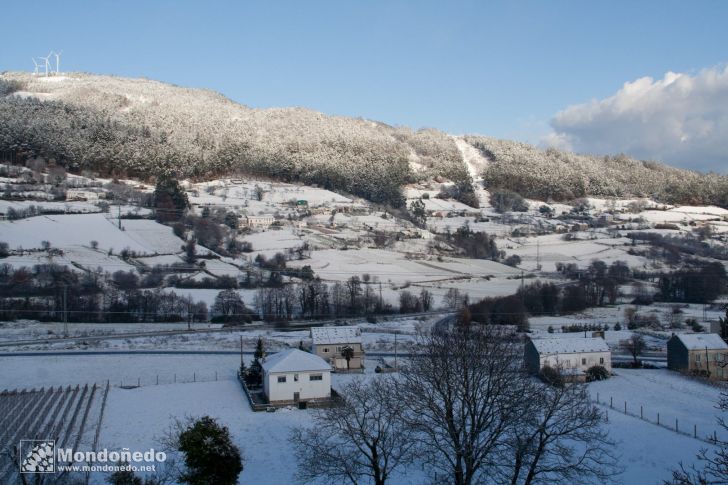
[2, 1, 728, 170]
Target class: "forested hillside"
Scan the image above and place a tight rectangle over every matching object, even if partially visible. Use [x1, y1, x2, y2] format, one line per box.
[1, 72, 726, 207]
[466, 136, 728, 206]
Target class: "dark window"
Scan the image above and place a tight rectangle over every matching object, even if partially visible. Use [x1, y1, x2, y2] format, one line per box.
[310, 374, 323, 381]
[277, 376, 286, 383]
[581, 358, 586, 365]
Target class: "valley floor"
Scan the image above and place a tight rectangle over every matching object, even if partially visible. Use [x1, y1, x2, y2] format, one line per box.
[0, 352, 723, 484]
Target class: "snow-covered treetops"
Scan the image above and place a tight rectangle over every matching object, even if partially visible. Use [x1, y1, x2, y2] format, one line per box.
[1, 72, 726, 207]
[467, 136, 728, 206]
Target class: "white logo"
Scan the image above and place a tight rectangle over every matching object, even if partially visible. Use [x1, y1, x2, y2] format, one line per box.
[20, 440, 55, 474]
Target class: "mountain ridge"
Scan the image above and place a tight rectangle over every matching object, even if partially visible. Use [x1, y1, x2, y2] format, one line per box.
[1, 71, 726, 207]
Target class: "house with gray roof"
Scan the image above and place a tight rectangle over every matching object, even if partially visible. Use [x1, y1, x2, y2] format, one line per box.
[667, 333, 728, 380]
[262, 348, 332, 405]
[310, 326, 364, 371]
[525, 336, 611, 378]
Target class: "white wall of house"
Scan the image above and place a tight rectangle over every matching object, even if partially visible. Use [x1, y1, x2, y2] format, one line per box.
[540, 351, 611, 373]
[264, 370, 331, 403]
[66, 190, 100, 201]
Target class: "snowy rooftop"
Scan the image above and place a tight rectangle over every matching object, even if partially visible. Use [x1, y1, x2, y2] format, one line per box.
[674, 333, 728, 350]
[310, 326, 362, 345]
[530, 337, 610, 355]
[262, 349, 331, 373]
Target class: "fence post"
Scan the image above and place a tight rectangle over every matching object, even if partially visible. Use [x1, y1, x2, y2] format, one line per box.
[597, 392, 599, 403]
[624, 401, 627, 414]
[610, 397, 613, 408]
[640, 405, 643, 419]
[658, 413, 660, 425]
[676, 419, 678, 433]
[215, 371, 218, 381]
[694, 425, 697, 438]
[156, 375, 159, 385]
[174, 374, 176, 383]
[194, 372, 196, 382]
[715, 431, 718, 442]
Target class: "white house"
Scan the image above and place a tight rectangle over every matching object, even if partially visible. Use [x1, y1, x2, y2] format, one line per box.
[310, 326, 364, 370]
[525, 337, 611, 377]
[262, 348, 332, 405]
[66, 189, 101, 201]
[667, 333, 728, 380]
[243, 214, 275, 228]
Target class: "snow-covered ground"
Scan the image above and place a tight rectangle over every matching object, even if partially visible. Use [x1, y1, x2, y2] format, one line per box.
[0, 213, 183, 254]
[0, 352, 718, 484]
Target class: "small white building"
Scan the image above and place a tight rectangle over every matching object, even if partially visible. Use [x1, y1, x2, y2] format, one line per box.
[262, 349, 332, 405]
[243, 214, 275, 228]
[66, 189, 101, 201]
[310, 326, 365, 371]
[525, 337, 611, 377]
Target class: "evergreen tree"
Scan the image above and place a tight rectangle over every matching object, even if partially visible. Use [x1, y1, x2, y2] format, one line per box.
[106, 464, 142, 485]
[154, 177, 188, 223]
[409, 198, 427, 228]
[178, 416, 243, 485]
[254, 337, 266, 361]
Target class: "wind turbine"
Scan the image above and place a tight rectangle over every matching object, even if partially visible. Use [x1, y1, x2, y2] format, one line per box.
[51, 50, 62, 74]
[40, 53, 52, 76]
[31, 58, 40, 75]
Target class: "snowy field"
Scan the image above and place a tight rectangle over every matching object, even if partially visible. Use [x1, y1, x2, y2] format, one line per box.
[0, 321, 223, 343]
[589, 369, 728, 442]
[287, 248, 520, 285]
[0, 316, 428, 352]
[0, 353, 718, 484]
[0, 213, 183, 254]
[503, 233, 651, 272]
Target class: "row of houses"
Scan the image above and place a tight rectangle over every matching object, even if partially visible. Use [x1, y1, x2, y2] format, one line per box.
[526, 332, 728, 381]
[260, 326, 364, 406]
[259, 328, 728, 408]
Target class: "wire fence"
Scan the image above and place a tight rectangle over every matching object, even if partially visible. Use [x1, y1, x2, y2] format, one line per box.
[114, 370, 239, 389]
[595, 392, 723, 445]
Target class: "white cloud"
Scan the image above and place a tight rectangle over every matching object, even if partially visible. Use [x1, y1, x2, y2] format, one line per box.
[545, 65, 728, 173]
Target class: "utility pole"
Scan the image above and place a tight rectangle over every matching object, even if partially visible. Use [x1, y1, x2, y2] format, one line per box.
[240, 335, 244, 368]
[117, 204, 121, 229]
[63, 285, 68, 337]
[536, 240, 541, 271]
[394, 331, 398, 371]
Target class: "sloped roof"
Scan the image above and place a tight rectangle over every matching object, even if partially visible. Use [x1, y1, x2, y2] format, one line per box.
[529, 337, 610, 355]
[675, 333, 728, 351]
[310, 326, 362, 345]
[262, 348, 331, 373]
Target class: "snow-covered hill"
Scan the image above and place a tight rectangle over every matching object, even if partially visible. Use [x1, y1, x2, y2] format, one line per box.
[1, 72, 727, 208]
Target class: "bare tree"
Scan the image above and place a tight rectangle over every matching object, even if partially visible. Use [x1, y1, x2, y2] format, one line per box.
[507, 376, 621, 484]
[398, 324, 530, 485]
[622, 334, 646, 366]
[290, 378, 414, 485]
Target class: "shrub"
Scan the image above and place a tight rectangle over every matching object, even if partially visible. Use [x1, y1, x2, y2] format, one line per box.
[539, 365, 564, 387]
[490, 189, 528, 213]
[586, 365, 610, 382]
